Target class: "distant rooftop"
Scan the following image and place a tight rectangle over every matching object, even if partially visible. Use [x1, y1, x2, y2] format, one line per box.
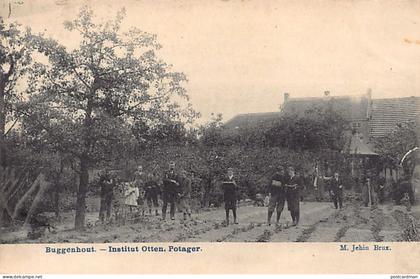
[370, 96, 420, 137]
[282, 92, 371, 121]
[224, 92, 420, 138]
[224, 112, 281, 129]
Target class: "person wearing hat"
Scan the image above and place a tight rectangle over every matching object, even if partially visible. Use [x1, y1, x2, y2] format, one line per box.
[221, 167, 238, 225]
[162, 161, 181, 220]
[267, 166, 287, 226]
[284, 166, 303, 226]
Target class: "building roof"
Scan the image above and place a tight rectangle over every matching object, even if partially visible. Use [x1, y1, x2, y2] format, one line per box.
[370, 96, 420, 138]
[282, 94, 370, 121]
[224, 112, 281, 129]
[224, 94, 420, 138]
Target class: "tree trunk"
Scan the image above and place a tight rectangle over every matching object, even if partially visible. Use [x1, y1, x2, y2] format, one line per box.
[74, 92, 94, 231]
[75, 155, 89, 231]
[54, 184, 60, 218]
[54, 159, 64, 218]
[0, 79, 6, 168]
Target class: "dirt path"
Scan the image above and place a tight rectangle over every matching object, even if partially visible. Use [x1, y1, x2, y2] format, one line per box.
[1, 201, 419, 243]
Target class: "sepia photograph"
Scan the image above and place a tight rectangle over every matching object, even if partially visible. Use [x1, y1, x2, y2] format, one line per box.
[0, 0, 419, 249]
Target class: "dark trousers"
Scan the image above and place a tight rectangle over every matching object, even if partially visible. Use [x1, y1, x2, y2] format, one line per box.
[145, 191, 159, 208]
[377, 188, 385, 204]
[99, 196, 112, 222]
[162, 192, 177, 219]
[286, 190, 300, 224]
[224, 198, 237, 224]
[267, 193, 286, 224]
[268, 193, 286, 212]
[332, 189, 343, 209]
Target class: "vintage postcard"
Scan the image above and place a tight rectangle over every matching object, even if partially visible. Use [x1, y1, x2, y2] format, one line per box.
[0, 0, 419, 275]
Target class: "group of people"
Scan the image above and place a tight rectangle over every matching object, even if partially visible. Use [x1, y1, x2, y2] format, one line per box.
[97, 160, 345, 227]
[265, 166, 345, 227]
[98, 162, 195, 223]
[97, 161, 345, 227]
[97, 160, 413, 228]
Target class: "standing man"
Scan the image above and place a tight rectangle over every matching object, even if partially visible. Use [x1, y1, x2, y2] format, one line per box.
[267, 166, 286, 226]
[98, 169, 115, 224]
[285, 167, 303, 226]
[162, 161, 181, 220]
[179, 170, 192, 220]
[222, 167, 238, 225]
[329, 172, 344, 210]
[144, 172, 160, 216]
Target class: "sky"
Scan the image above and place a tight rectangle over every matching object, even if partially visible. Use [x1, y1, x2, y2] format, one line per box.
[2, 0, 420, 123]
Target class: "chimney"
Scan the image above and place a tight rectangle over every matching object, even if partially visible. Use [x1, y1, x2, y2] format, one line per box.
[284, 92, 290, 103]
[324, 90, 330, 97]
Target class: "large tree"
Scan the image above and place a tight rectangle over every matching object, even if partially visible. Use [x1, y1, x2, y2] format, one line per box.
[0, 19, 32, 167]
[27, 7, 196, 230]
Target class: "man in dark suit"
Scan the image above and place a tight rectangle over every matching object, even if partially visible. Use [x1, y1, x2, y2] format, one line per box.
[144, 172, 160, 216]
[285, 166, 303, 226]
[267, 166, 286, 226]
[329, 172, 344, 209]
[98, 169, 115, 223]
[222, 167, 238, 225]
[162, 161, 181, 220]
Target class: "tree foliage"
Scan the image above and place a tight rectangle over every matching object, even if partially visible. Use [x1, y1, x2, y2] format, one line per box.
[24, 7, 198, 230]
[199, 107, 350, 151]
[374, 121, 418, 168]
[264, 107, 350, 151]
[0, 19, 32, 166]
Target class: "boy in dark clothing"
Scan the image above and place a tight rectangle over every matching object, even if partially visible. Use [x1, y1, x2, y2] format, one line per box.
[285, 167, 303, 226]
[144, 173, 160, 216]
[267, 166, 286, 226]
[99, 170, 115, 223]
[162, 162, 181, 220]
[329, 172, 344, 209]
[222, 168, 238, 225]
